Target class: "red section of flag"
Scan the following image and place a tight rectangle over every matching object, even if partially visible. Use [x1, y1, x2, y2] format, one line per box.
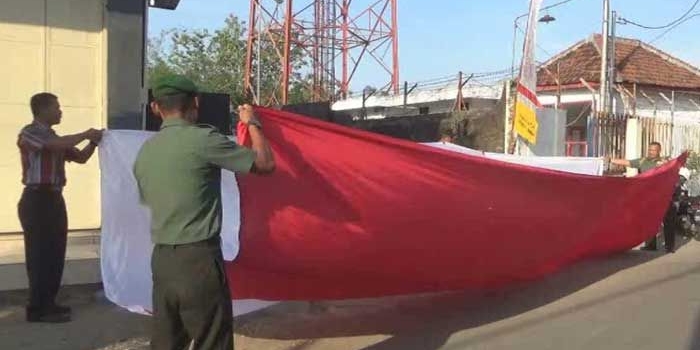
[231, 107, 684, 300]
[237, 121, 251, 147]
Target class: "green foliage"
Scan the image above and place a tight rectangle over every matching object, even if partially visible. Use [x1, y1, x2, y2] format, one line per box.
[147, 15, 310, 106]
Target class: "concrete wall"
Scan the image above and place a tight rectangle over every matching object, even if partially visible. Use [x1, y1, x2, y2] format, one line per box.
[333, 82, 503, 112]
[460, 99, 507, 153]
[352, 114, 450, 142]
[339, 97, 500, 120]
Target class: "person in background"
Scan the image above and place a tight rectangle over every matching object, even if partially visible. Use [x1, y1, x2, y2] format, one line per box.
[133, 74, 275, 350]
[608, 141, 676, 252]
[17, 92, 103, 323]
[609, 142, 667, 173]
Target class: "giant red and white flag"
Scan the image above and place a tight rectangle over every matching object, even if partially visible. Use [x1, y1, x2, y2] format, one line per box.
[100, 107, 684, 314]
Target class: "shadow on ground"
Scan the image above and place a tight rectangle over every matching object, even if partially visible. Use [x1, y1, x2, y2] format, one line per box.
[0, 284, 150, 350]
[236, 247, 687, 350]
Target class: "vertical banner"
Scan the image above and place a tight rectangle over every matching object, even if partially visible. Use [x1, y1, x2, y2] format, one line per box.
[514, 0, 544, 144]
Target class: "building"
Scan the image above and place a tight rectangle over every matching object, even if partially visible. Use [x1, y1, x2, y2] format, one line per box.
[0, 0, 168, 233]
[536, 34, 700, 156]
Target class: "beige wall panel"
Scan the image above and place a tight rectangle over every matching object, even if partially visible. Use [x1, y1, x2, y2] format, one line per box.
[47, 0, 104, 231]
[48, 45, 100, 108]
[0, 0, 44, 43]
[0, 0, 105, 232]
[0, 0, 47, 232]
[0, 105, 34, 232]
[0, 40, 45, 105]
[47, 0, 103, 46]
[56, 106, 101, 230]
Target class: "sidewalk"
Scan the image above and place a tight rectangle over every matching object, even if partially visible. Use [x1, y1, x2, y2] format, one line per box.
[0, 231, 101, 291]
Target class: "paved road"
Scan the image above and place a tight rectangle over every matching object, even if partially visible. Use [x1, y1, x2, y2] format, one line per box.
[2, 237, 700, 350]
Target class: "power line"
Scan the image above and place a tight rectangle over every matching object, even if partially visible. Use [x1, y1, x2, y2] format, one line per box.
[620, 0, 700, 29]
[511, 0, 580, 77]
[536, 0, 579, 18]
[516, 24, 554, 58]
[649, 12, 700, 44]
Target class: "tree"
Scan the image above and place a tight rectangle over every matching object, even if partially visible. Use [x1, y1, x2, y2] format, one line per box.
[146, 30, 177, 88]
[147, 15, 311, 106]
[287, 73, 314, 104]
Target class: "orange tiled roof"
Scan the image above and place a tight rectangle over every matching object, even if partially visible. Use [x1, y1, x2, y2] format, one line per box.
[537, 34, 700, 90]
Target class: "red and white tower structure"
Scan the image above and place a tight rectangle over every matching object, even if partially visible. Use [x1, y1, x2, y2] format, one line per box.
[244, 0, 399, 105]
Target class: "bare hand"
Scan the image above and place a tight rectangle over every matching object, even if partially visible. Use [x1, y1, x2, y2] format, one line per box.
[237, 104, 255, 125]
[86, 128, 103, 144]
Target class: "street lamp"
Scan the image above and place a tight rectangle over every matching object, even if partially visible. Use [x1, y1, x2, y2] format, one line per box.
[511, 13, 556, 79]
[149, 0, 181, 10]
[539, 14, 556, 23]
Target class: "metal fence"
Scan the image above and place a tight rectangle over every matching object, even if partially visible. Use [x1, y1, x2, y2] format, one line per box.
[566, 110, 700, 161]
[588, 112, 628, 158]
[640, 117, 700, 157]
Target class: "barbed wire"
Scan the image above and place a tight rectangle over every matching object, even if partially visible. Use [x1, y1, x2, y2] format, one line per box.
[344, 69, 512, 98]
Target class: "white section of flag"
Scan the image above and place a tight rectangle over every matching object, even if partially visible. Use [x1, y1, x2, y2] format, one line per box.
[98, 130, 275, 316]
[423, 142, 604, 176]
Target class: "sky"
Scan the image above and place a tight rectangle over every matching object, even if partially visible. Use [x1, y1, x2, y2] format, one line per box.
[148, 0, 700, 90]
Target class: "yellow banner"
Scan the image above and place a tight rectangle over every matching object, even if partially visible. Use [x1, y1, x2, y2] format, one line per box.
[514, 100, 538, 144]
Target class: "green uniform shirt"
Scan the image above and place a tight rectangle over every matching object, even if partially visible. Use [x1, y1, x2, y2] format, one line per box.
[629, 157, 666, 173]
[133, 118, 256, 245]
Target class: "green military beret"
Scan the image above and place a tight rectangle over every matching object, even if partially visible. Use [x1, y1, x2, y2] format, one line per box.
[152, 74, 199, 99]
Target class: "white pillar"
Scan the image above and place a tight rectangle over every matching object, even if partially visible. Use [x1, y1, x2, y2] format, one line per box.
[625, 117, 642, 177]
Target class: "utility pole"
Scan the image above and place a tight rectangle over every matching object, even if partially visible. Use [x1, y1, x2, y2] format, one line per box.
[608, 10, 617, 113]
[599, 0, 610, 114]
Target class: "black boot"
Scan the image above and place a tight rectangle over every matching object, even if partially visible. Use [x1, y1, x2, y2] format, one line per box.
[26, 306, 71, 323]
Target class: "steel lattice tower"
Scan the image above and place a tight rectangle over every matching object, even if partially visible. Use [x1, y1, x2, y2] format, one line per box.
[244, 0, 399, 105]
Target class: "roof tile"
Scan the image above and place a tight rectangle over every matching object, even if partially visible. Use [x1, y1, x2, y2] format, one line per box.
[537, 34, 700, 90]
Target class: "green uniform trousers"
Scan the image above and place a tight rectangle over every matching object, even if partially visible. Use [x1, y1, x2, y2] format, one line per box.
[151, 237, 233, 350]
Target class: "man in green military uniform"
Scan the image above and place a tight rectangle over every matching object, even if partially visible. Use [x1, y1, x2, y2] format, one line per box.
[610, 141, 668, 174]
[133, 74, 275, 350]
[609, 141, 676, 252]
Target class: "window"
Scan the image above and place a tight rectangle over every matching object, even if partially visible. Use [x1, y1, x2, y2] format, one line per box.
[419, 106, 429, 115]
